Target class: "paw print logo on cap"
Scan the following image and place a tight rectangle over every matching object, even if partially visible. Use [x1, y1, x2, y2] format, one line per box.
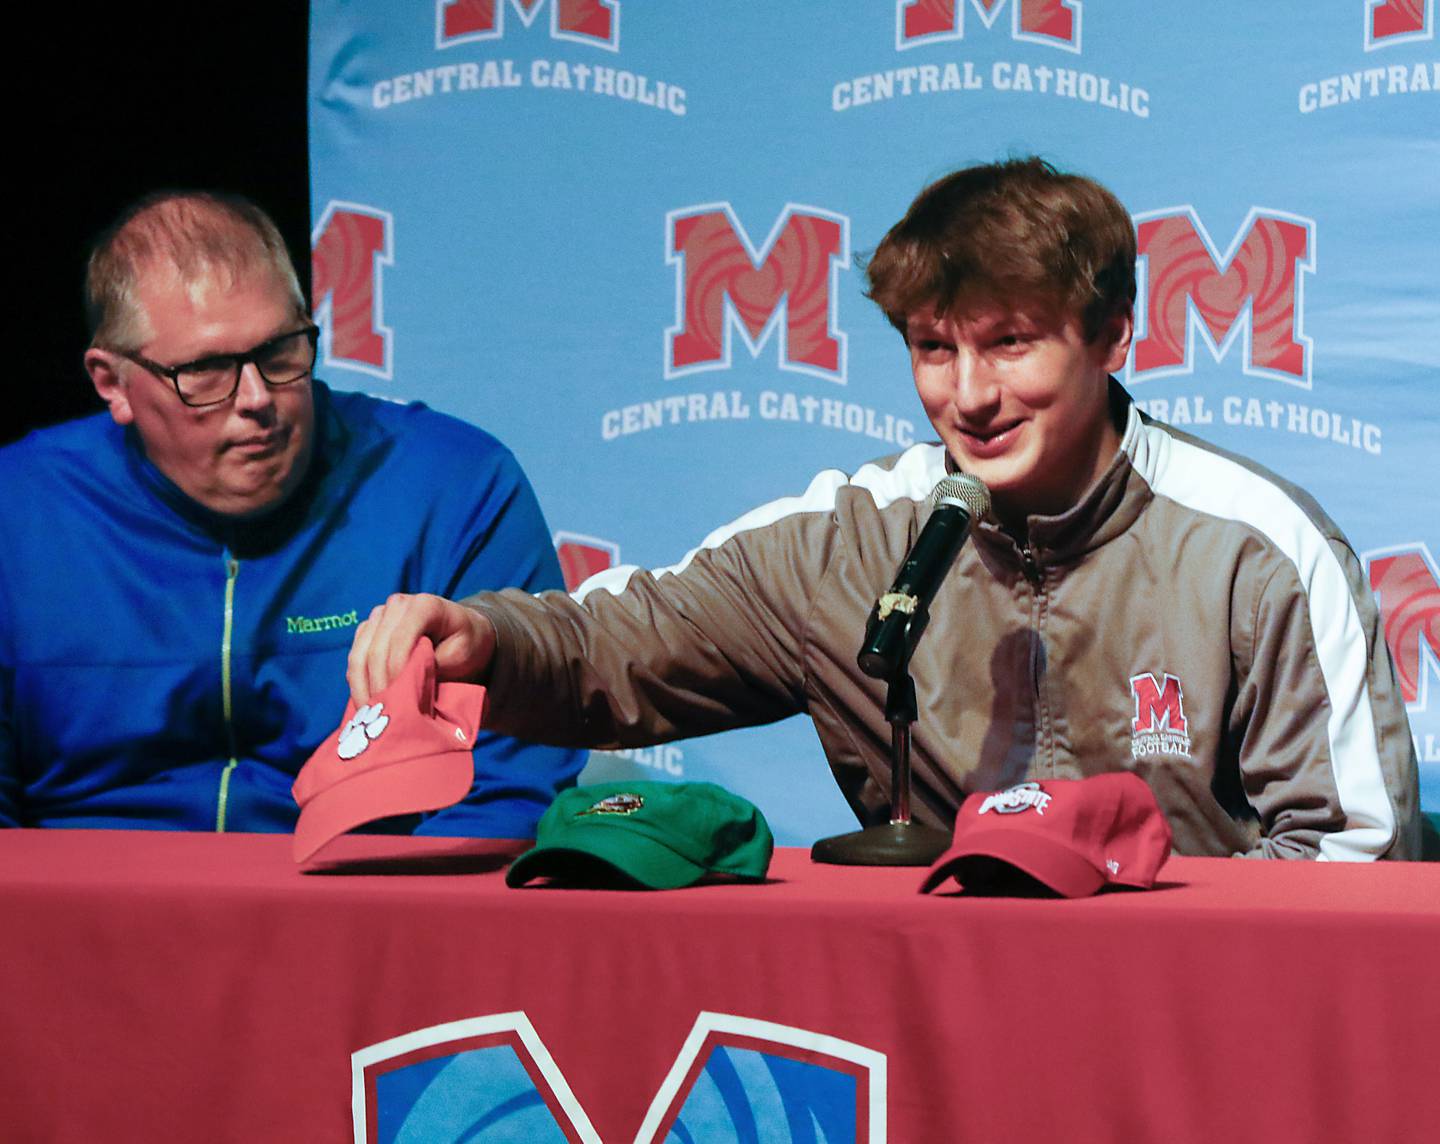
[337, 703, 390, 760]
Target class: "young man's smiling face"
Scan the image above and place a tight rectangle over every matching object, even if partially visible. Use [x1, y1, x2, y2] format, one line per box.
[907, 300, 1133, 530]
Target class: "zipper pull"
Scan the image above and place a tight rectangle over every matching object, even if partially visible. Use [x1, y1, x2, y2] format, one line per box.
[1021, 546, 1041, 585]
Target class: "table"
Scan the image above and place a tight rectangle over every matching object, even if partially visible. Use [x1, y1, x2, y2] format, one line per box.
[3, 829, 1438, 1143]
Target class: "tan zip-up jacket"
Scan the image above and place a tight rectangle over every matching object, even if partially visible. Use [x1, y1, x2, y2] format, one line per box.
[473, 390, 1419, 859]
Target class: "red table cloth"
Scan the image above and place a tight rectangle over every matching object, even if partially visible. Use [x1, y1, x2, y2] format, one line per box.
[3, 829, 1437, 1142]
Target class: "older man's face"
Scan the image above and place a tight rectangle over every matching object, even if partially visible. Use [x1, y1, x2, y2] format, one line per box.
[94, 264, 316, 518]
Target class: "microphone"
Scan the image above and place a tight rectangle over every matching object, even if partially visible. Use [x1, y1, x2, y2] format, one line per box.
[857, 473, 991, 679]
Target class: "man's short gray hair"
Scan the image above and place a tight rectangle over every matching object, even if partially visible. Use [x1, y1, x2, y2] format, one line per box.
[86, 191, 306, 352]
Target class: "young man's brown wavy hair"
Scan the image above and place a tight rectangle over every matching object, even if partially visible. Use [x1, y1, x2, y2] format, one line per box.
[865, 157, 1137, 344]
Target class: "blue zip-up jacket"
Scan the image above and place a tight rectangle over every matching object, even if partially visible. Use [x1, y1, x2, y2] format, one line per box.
[0, 382, 584, 834]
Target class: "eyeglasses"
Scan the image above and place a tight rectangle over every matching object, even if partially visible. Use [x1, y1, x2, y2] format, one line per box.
[118, 325, 320, 408]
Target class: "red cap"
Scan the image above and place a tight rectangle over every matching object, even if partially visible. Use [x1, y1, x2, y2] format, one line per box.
[292, 642, 488, 863]
[919, 773, 1173, 898]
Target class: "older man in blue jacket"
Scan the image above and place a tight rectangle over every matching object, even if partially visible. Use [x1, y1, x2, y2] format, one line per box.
[0, 190, 582, 835]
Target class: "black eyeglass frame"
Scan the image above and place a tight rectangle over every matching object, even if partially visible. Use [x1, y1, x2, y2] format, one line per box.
[117, 325, 321, 408]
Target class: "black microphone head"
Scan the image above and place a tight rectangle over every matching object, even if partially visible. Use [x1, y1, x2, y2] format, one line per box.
[932, 473, 991, 521]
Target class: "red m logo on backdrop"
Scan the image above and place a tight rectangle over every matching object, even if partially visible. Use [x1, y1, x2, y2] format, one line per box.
[1131, 672, 1189, 735]
[311, 202, 395, 380]
[438, 0, 619, 51]
[1366, 0, 1433, 50]
[665, 204, 850, 383]
[554, 531, 621, 593]
[897, 0, 1081, 53]
[1365, 544, 1440, 712]
[1130, 207, 1315, 388]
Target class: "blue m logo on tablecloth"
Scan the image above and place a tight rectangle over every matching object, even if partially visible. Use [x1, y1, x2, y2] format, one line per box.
[355, 1011, 885, 1142]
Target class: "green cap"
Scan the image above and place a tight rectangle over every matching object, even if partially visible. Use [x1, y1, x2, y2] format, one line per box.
[506, 781, 774, 890]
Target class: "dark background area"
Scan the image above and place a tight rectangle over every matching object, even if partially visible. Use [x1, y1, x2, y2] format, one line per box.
[10, 4, 311, 446]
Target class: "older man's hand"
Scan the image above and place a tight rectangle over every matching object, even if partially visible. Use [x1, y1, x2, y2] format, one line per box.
[347, 593, 497, 706]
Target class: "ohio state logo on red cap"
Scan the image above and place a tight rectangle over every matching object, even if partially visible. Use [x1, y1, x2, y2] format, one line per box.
[977, 782, 1052, 816]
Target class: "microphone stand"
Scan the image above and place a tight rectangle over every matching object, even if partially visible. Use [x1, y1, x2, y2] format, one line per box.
[810, 643, 951, 867]
[812, 473, 987, 866]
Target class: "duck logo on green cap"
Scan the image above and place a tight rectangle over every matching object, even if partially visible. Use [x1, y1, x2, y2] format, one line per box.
[579, 793, 645, 816]
[506, 781, 774, 890]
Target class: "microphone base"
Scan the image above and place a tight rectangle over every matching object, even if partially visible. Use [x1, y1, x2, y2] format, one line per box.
[810, 821, 951, 867]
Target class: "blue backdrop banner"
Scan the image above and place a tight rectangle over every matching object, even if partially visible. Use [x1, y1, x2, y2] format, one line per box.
[309, 1, 1438, 845]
